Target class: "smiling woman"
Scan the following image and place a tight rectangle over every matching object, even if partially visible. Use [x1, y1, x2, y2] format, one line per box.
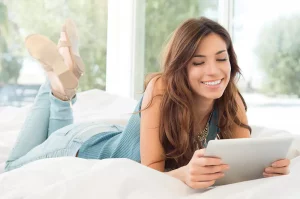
[187, 34, 231, 100]
[3, 15, 291, 191]
[2, 14, 291, 192]
[141, 17, 251, 173]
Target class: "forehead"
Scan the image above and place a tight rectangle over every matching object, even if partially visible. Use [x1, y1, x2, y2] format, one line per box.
[195, 33, 227, 55]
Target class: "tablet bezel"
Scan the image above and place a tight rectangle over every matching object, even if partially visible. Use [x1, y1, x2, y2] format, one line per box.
[204, 137, 293, 186]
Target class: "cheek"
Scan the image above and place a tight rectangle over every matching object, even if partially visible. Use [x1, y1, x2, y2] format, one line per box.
[223, 65, 231, 86]
[225, 64, 231, 79]
[188, 68, 201, 84]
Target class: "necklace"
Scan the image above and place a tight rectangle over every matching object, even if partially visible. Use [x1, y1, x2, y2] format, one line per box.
[195, 111, 213, 149]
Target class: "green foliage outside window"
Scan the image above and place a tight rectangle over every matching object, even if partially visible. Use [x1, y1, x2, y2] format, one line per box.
[0, 0, 217, 91]
[145, 0, 218, 74]
[0, 0, 108, 91]
[256, 15, 300, 97]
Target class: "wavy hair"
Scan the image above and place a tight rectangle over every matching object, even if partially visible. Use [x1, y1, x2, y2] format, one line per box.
[144, 17, 251, 169]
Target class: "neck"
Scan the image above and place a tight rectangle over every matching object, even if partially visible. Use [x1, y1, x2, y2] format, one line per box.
[193, 95, 215, 122]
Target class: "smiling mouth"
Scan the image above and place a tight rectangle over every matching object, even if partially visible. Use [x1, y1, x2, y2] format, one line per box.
[201, 79, 223, 86]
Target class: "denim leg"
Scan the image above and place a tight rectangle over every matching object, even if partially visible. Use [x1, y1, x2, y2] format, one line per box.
[4, 123, 83, 171]
[48, 92, 76, 137]
[6, 81, 51, 161]
[4, 122, 117, 171]
[6, 80, 77, 163]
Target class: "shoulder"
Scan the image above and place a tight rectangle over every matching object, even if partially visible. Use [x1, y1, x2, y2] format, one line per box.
[145, 75, 165, 96]
[231, 91, 251, 138]
[142, 75, 166, 108]
[235, 91, 247, 113]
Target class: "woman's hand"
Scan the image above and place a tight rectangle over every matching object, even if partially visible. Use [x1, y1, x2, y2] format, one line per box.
[183, 149, 229, 189]
[263, 159, 290, 177]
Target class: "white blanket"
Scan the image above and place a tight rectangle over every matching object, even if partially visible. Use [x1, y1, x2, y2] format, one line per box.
[0, 89, 300, 199]
[0, 157, 300, 199]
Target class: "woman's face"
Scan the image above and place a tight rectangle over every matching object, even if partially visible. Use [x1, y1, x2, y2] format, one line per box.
[187, 33, 231, 100]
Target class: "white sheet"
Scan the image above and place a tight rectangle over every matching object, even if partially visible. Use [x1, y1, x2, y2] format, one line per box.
[0, 157, 300, 199]
[0, 89, 300, 198]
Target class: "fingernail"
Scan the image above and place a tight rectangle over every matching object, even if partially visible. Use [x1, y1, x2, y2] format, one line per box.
[225, 165, 230, 169]
[272, 163, 277, 167]
[266, 168, 270, 172]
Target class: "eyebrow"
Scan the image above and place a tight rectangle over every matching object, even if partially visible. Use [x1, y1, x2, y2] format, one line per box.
[193, 50, 226, 57]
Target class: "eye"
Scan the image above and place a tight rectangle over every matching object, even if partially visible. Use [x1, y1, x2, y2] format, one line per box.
[216, 58, 227, 62]
[192, 62, 205, 66]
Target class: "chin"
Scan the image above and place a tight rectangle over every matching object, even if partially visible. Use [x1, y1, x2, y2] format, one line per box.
[206, 94, 223, 100]
[197, 91, 224, 100]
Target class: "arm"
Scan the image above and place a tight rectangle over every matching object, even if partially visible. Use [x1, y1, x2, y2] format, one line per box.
[230, 93, 251, 138]
[140, 76, 165, 171]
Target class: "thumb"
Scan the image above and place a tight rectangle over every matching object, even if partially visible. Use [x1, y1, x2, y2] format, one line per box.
[194, 149, 206, 158]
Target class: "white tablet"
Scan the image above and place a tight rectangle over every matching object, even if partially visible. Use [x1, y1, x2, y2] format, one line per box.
[204, 137, 294, 186]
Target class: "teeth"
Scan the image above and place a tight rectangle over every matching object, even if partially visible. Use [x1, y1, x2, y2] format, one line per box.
[202, 79, 221, 85]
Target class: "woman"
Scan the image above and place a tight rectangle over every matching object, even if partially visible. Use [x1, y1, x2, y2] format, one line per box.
[5, 17, 290, 189]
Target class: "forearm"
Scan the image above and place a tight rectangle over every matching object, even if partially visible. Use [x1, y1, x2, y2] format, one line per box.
[164, 165, 186, 183]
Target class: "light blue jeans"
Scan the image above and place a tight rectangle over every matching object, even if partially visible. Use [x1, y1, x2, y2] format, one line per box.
[5, 81, 114, 171]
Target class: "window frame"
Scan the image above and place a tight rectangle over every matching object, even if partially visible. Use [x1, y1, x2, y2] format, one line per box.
[105, 0, 231, 100]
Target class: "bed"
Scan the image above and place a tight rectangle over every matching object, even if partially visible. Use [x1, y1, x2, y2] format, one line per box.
[0, 89, 299, 199]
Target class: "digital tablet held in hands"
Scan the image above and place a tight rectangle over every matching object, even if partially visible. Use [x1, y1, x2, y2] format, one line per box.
[204, 137, 294, 186]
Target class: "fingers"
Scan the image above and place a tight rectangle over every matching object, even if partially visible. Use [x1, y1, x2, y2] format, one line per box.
[190, 150, 228, 175]
[263, 172, 284, 178]
[264, 166, 290, 175]
[194, 149, 206, 158]
[192, 157, 223, 166]
[193, 149, 223, 166]
[188, 180, 216, 190]
[186, 172, 225, 189]
[264, 159, 291, 177]
[190, 164, 230, 175]
[272, 159, 290, 168]
[190, 172, 225, 182]
[202, 164, 230, 174]
[187, 149, 229, 189]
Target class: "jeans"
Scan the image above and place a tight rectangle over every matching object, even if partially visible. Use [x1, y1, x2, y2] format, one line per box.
[5, 81, 114, 171]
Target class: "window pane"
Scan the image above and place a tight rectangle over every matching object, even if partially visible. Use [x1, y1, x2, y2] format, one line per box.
[144, 0, 219, 75]
[0, 0, 107, 107]
[233, 0, 300, 134]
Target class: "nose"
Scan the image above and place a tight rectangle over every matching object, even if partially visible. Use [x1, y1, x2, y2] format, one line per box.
[205, 60, 218, 75]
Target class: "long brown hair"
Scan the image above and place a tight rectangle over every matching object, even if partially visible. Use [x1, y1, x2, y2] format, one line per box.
[144, 17, 251, 169]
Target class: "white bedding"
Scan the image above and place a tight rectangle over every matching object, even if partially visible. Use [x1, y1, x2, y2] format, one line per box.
[0, 157, 300, 199]
[0, 89, 300, 199]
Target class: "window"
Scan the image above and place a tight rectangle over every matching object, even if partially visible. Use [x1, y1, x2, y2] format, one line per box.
[232, 0, 300, 134]
[2, 0, 298, 135]
[144, 0, 219, 74]
[105, 0, 219, 99]
[0, 0, 107, 107]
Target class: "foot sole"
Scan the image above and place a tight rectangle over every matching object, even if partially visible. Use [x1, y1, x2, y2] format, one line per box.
[25, 34, 78, 89]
